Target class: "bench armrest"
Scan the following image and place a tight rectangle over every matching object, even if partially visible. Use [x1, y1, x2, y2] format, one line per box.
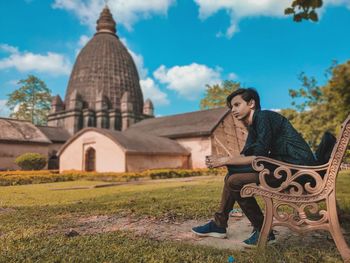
[251, 156, 329, 196]
[252, 156, 329, 171]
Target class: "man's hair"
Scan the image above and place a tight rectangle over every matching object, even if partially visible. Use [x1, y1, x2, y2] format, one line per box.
[226, 88, 261, 110]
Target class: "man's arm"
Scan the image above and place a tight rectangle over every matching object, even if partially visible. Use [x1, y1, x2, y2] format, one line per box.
[206, 155, 256, 168]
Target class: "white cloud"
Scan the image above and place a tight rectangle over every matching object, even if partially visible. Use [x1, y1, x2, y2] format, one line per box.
[227, 72, 238, 80]
[119, 38, 168, 106]
[0, 44, 19, 54]
[120, 38, 148, 79]
[140, 78, 169, 105]
[5, 79, 19, 86]
[75, 34, 90, 55]
[52, 0, 175, 31]
[78, 35, 90, 47]
[193, 0, 350, 38]
[269, 108, 281, 112]
[129, 49, 148, 79]
[0, 44, 71, 76]
[0, 100, 10, 117]
[153, 63, 222, 99]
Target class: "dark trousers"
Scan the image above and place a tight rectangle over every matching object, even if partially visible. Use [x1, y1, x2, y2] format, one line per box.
[214, 171, 264, 230]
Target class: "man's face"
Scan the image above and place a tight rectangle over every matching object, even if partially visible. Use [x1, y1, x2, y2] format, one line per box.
[230, 95, 254, 121]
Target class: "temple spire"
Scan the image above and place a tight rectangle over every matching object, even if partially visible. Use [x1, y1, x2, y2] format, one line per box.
[96, 5, 116, 34]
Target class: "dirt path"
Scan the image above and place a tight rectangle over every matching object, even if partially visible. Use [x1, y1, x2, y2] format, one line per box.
[48, 176, 339, 250]
[59, 214, 336, 251]
[49, 176, 217, 191]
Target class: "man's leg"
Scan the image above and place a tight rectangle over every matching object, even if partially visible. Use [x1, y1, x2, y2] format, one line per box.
[192, 172, 261, 238]
[225, 173, 276, 245]
[191, 172, 233, 238]
[214, 172, 263, 230]
[213, 173, 237, 228]
[225, 173, 264, 231]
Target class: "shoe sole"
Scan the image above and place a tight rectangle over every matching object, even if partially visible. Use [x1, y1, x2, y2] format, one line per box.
[191, 229, 227, 239]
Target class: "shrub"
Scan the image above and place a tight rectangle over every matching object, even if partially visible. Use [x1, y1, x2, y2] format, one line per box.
[15, 153, 47, 171]
[0, 168, 226, 186]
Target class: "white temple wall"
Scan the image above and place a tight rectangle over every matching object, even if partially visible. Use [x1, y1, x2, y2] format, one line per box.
[59, 131, 125, 172]
[175, 137, 211, 168]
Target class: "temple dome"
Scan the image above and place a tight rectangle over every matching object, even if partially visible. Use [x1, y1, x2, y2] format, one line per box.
[64, 6, 143, 114]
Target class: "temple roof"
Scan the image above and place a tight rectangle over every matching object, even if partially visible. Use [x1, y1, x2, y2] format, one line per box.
[144, 99, 154, 109]
[64, 6, 143, 113]
[96, 5, 116, 34]
[36, 126, 71, 143]
[58, 128, 190, 156]
[127, 107, 232, 138]
[0, 118, 51, 144]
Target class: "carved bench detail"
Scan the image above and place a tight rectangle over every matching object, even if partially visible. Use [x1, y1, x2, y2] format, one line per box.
[241, 114, 350, 262]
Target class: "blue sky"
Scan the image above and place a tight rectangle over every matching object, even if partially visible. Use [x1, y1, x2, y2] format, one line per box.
[1, 0, 350, 117]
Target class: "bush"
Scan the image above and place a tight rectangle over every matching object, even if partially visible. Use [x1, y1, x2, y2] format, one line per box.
[0, 168, 226, 186]
[15, 153, 47, 171]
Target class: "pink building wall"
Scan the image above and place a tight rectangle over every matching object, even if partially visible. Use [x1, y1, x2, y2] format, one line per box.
[59, 131, 126, 172]
[0, 143, 49, 170]
[175, 137, 211, 168]
[126, 154, 189, 172]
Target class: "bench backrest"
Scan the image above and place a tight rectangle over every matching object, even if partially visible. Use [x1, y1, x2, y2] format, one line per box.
[325, 114, 350, 186]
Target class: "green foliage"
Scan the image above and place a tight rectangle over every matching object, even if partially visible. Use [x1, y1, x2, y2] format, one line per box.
[15, 153, 47, 171]
[280, 108, 330, 151]
[6, 75, 52, 125]
[146, 168, 224, 179]
[323, 61, 350, 125]
[0, 168, 226, 186]
[289, 72, 323, 111]
[285, 0, 323, 22]
[200, 80, 242, 110]
[345, 149, 350, 164]
[281, 60, 350, 151]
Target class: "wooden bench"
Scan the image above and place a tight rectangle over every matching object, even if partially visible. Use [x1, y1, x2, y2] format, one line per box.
[241, 114, 350, 262]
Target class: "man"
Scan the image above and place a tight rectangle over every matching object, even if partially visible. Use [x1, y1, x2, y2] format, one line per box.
[192, 88, 316, 246]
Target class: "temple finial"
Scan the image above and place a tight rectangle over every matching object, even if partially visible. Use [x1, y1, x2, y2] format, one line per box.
[96, 4, 116, 34]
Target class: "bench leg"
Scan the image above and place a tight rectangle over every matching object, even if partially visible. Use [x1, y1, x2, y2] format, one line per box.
[327, 191, 350, 262]
[258, 197, 274, 249]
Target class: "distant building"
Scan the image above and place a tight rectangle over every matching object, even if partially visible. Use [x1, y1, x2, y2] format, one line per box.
[58, 108, 247, 172]
[47, 6, 152, 134]
[0, 6, 247, 172]
[0, 118, 71, 170]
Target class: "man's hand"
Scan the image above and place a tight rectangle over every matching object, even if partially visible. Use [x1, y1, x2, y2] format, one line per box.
[205, 155, 229, 168]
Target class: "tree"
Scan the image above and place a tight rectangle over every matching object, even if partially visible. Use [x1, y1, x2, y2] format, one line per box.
[285, 0, 323, 22]
[200, 80, 242, 110]
[6, 75, 52, 125]
[280, 60, 350, 151]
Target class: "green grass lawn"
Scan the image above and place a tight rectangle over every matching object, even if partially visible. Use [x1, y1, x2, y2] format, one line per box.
[1, 172, 350, 262]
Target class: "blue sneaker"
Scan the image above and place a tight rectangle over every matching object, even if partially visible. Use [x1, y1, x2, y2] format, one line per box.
[192, 220, 227, 238]
[243, 229, 276, 247]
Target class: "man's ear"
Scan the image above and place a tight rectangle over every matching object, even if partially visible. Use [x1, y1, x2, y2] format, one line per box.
[248, 99, 255, 109]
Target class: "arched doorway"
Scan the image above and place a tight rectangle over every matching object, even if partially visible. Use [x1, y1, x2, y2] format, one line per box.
[84, 147, 96, 172]
[48, 151, 59, 170]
